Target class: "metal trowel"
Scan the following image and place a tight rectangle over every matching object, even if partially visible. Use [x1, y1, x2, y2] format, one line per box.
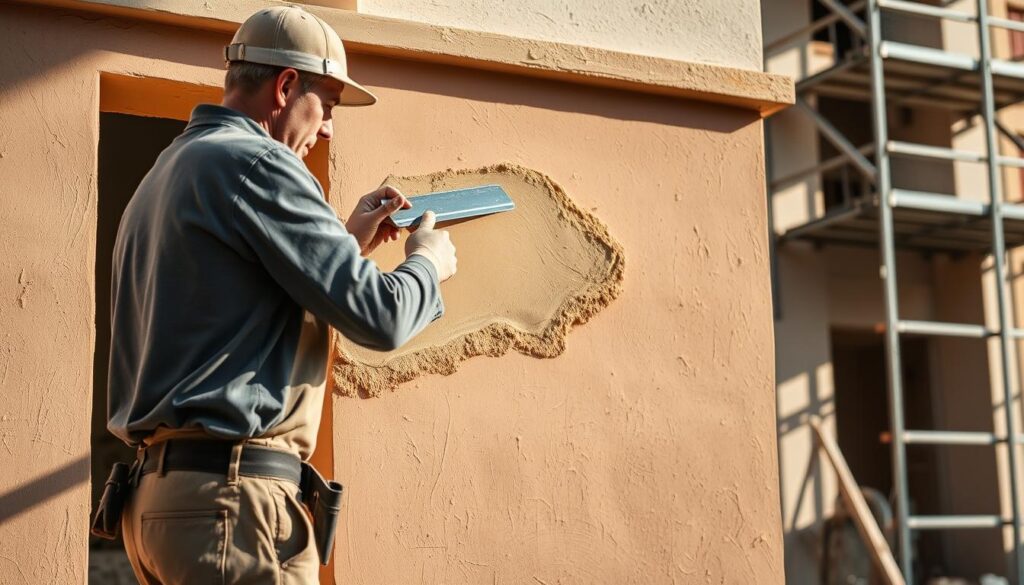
[383, 184, 515, 229]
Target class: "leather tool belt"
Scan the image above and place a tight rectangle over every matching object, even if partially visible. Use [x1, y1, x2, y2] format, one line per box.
[90, 439, 343, 566]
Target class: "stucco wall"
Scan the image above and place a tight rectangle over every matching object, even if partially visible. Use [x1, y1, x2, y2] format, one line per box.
[0, 2, 783, 583]
[329, 53, 781, 583]
[0, 11, 215, 585]
[358, 0, 765, 71]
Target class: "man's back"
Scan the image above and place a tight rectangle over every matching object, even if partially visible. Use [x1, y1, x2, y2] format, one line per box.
[98, 10, 457, 583]
[107, 105, 443, 457]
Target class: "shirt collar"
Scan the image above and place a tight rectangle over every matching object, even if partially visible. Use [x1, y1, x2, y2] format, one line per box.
[185, 104, 271, 138]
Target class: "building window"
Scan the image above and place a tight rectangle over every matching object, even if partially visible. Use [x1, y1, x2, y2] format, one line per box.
[1009, 6, 1024, 60]
[811, 0, 860, 60]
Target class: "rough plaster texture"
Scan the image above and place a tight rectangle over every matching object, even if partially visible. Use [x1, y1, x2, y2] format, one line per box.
[360, 0, 765, 71]
[0, 3, 783, 584]
[0, 8, 227, 582]
[333, 164, 624, 397]
[328, 54, 782, 583]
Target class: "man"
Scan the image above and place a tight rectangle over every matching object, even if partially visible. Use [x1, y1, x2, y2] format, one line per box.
[104, 6, 456, 583]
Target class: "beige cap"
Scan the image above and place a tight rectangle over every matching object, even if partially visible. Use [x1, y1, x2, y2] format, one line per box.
[225, 5, 377, 107]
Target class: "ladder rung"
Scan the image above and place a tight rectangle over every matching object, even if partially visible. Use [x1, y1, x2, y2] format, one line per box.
[880, 41, 977, 71]
[896, 320, 993, 338]
[887, 141, 985, 163]
[907, 515, 1006, 530]
[992, 58, 1024, 81]
[990, 15, 1024, 34]
[903, 430, 998, 445]
[997, 156, 1024, 170]
[889, 188, 1024, 224]
[1003, 203, 1024, 221]
[877, 0, 976, 23]
[889, 189, 987, 216]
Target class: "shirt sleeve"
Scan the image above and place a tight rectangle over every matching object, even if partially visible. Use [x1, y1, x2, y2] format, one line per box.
[231, 146, 443, 351]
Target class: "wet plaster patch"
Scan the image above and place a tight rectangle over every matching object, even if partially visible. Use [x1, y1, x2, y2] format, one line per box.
[332, 163, 624, 397]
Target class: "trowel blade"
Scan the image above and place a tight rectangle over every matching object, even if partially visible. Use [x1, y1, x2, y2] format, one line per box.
[386, 184, 515, 228]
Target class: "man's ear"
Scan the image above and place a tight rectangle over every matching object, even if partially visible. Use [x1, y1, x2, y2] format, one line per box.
[274, 68, 300, 109]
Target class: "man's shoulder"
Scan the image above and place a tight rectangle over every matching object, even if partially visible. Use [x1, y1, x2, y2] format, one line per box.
[189, 129, 316, 188]
[179, 125, 283, 172]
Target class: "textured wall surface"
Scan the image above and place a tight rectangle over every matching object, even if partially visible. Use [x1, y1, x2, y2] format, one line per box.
[0, 3, 781, 583]
[359, 0, 765, 71]
[0, 7, 228, 582]
[328, 54, 782, 583]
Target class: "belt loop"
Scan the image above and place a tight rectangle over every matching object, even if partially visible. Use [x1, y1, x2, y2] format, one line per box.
[156, 441, 169, 477]
[133, 446, 147, 487]
[227, 442, 244, 486]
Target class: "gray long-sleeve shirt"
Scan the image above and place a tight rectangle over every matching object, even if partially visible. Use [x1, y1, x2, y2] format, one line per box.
[107, 104, 443, 453]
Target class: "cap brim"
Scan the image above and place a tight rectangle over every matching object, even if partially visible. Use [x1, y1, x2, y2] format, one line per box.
[334, 74, 377, 107]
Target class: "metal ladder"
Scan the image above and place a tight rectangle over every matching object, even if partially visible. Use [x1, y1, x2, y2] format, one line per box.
[869, 1, 1024, 582]
[768, 0, 1024, 581]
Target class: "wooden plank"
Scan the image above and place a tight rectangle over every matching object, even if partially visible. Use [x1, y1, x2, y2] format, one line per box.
[811, 419, 906, 585]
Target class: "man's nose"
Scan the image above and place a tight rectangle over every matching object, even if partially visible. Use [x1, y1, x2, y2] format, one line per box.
[318, 119, 333, 141]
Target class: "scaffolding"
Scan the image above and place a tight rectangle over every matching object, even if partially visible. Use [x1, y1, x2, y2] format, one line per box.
[765, 0, 1024, 582]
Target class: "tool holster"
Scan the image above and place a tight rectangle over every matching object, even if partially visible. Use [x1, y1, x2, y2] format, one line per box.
[299, 461, 344, 565]
[90, 461, 137, 540]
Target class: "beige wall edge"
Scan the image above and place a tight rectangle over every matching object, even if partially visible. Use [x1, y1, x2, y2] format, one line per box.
[11, 0, 794, 116]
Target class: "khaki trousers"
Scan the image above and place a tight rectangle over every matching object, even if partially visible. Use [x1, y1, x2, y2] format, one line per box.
[121, 445, 319, 585]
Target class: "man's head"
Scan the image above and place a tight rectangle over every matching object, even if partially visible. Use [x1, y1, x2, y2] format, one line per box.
[222, 6, 376, 158]
[224, 62, 345, 159]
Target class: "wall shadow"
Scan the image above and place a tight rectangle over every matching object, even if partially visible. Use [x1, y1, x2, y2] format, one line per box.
[351, 53, 757, 133]
[0, 455, 90, 525]
[0, 3, 230, 98]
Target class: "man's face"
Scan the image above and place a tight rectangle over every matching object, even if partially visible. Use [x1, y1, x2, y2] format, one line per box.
[275, 73, 346, 159]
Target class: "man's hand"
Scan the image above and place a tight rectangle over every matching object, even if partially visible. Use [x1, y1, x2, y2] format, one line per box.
[346, 185, 411, 256]
[405, 211, 457, 282]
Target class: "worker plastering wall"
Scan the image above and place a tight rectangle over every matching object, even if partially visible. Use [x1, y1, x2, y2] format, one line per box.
[0, 0, 791, 582]
[335, 164, 624, 396]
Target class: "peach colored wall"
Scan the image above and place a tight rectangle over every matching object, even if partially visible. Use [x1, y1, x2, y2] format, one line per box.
[0, 6, 229, 581]
[0, 3, 783, 583]
[329, 55, 782, 583]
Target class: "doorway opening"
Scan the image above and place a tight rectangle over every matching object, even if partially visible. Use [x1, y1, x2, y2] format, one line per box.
[89, 112, 186, 583]
[830, 328, 945, 579]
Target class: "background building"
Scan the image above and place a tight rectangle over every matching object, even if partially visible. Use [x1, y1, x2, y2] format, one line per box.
[765, 0, 1024, 582]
